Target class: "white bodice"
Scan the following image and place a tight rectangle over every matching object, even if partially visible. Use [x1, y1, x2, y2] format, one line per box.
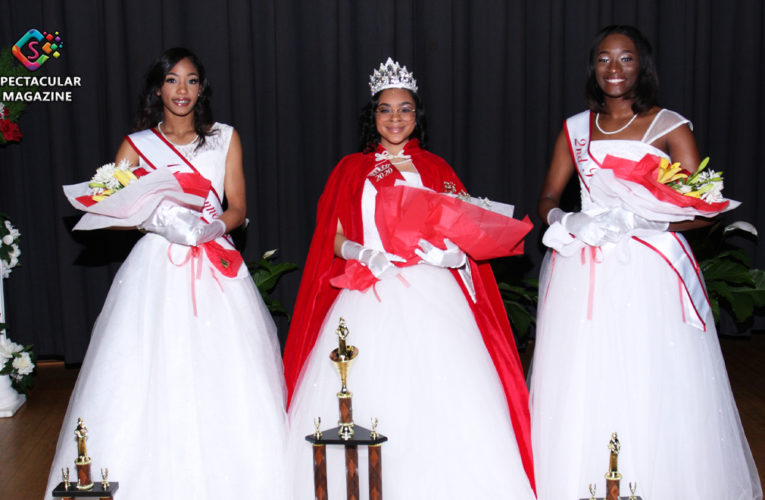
[141, 122, 233, 197]
[361, 169, 423, 251]
[580, 109, 690, 211]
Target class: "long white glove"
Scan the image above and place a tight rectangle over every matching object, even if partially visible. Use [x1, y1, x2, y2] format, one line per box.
[414, 238, 467, 268]
[547, 208, 610, 247]
[139, 202, 226, 246]
[340, 240, 405, 278]
[593, 207, 668, 238]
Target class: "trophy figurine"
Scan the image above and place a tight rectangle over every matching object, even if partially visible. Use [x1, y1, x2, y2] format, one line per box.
[604, 432, 622, 500]
[74, 418, 94, 490]
[329, 317, 358, 440]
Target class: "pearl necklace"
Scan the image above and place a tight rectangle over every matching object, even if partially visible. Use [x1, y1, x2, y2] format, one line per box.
[595, 112, 637, 135]
[157, 121, 198, 146]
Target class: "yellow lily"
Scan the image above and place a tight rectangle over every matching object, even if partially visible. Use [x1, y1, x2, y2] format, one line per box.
[113, 169, 133, 187]
[656, 158, 687, 185]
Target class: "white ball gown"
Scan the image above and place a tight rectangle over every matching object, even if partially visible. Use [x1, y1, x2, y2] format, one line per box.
[530, 110, 762, 500]
[44, 123, 288, 500]
[286, 170, 536, 500]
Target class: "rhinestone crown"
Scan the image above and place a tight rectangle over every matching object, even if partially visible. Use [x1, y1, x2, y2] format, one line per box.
[368, 57, 418, 96]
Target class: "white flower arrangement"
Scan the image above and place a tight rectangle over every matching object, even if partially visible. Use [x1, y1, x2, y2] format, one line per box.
[0, 216, 21, 279]
[0, 327, 35, 394]
[88, 159, 138, 200]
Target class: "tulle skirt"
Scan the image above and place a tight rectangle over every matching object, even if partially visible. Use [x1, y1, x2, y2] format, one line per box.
[530, 234, 762, 500]
[287, 264, 535, 500]
[44, 233, 288, 500]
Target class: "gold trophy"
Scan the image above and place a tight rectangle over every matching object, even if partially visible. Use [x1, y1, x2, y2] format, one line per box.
[579, 432, 641, 500]
[74, 418, 94, 490]
[604, 432, 622, 500]
[52, 419, 119, 499]
[305, 317, 387, 500]
[329, 317, 358, 440]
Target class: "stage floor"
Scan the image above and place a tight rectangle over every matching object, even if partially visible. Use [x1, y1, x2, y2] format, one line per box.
[2, 335, 763, 499]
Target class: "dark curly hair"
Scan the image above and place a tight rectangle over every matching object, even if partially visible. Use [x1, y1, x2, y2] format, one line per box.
[359, 89, 428, 153]
[585, 25, 659, 114]
[133, 47, 216, 149]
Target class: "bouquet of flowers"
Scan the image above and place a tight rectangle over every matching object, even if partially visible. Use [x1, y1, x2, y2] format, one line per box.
[0, 327, 35, 394]
[589, 153, 740, 222]
[0, 216, 21, 279]
[375, 183, 533, 262]
[85, 159, 142, 202]
[63, 161, 208, 230]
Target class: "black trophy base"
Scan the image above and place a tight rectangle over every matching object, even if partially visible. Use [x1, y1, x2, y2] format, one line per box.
[305, 425, 388, 446]
[52, 481, 119, 497]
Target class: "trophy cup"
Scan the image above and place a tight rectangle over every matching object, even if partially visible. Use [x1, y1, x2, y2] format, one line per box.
[51, 418, 119, 499]
[305, 318, 388, 500]
[329, 317, 359, 440]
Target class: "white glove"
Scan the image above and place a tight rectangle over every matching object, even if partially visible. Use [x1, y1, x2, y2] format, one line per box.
[593, 207, 668, 239]
[140, 202, 225, 246]
[340, 240, 405, 278]
[414, 238, 467, 268]
[559, 211, 608, 246]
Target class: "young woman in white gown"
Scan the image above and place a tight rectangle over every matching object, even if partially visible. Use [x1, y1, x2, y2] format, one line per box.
[282, 59, 536, 499]
[531, 25, 762, 500]
[44, 48, 287, 500]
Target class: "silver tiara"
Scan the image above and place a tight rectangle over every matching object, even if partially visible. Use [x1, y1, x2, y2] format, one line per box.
[368, 57, 418, 96]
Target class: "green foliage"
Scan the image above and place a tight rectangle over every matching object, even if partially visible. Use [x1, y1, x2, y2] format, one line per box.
[0, 49, 35, 131]
[685, 222, 765, 328]
[492, 256, 538, 351]
[247, 249, 298, 319]
[498, 278, 539, 350]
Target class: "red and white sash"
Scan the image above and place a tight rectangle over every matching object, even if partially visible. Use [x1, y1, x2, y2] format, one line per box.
[125, 128, 243, 314]
[126, 128, 224, 226]
[565, 111, 711, 331]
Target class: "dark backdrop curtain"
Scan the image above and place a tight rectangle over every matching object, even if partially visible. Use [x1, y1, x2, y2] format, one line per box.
[0, 0, 763, 362]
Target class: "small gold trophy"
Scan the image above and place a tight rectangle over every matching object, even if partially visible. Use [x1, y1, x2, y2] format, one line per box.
[604, 432, 622, 500]
[74, 418, 94, 490]
[329, 317, 358, 440]
[580, 433, 641, 500]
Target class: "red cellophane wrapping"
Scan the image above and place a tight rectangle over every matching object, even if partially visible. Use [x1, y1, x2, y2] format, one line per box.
[375, 184, 533, 262]
[599, 154, 732, 214]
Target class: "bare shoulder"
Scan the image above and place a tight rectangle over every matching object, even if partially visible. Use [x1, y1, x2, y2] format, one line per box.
[115, 138, 139, 165]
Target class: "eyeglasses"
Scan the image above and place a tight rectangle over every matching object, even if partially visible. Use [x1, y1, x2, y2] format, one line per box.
[375, 105, 416, 120]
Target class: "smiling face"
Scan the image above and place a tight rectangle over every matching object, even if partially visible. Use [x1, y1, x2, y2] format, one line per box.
[594, 33, 640, 100]
[374, 88, 417, 154]
[157, 57, 200, 119]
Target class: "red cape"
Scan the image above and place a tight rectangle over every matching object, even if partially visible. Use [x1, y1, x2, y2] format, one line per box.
[282, 140, 535, 490]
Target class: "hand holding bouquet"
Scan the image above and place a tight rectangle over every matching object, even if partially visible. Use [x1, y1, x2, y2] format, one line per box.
[63, 162, 208, 231]
[589, 153, 740, 222]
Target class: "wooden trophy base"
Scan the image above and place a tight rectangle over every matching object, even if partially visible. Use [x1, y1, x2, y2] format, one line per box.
[307, 425, 388, 500]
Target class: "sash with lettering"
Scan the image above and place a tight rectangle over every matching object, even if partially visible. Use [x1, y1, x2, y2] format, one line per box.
[328, 150, 409, 291]
[125, 128, 243, 281]
[563, 110, 711, 331]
